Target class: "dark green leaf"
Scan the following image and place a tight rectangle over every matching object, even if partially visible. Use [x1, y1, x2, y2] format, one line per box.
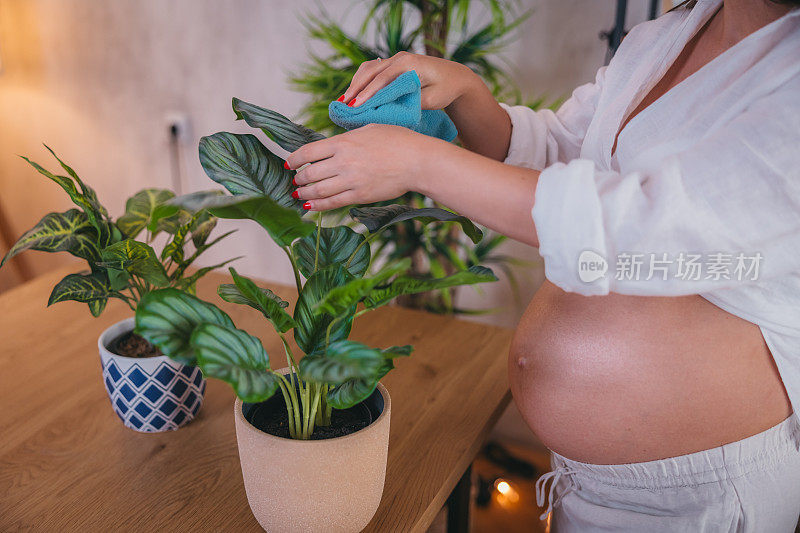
[380, 345, 413, 358]
[298, 340, 385, 384]
[100, 240, 168, 286]
[293, 265, 355, 355]
[313, 258, 411, 318]
[217, 267, 296, 333]
[1, 209, 99, 266]
[326, 359, 393, 410]
[199, 132, 301, 211]
[292, 225, 370, 279]
[192, 322, 280, 403]
[232, 98, 326, 152]
[350, 205, 483, 244]
[117, 188, 175, 238]
[48, 271, 109, 309]
[364, 266, 498, 309]
[165, 192, 314, 248]
[135, 288, 234, 365]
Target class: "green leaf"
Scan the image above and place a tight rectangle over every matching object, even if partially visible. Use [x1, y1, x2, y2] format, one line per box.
[1, 209, 99, 267]
[192, 322, 281, 403]
[350, 205, 483, 244]
[173, 257, 241, 294]
[117, 188, 175, 238]
[298, 340, 385, 384]
[326, 358, 394, 410]
[191, 211, 218, 248]
[100, 240, 169, 286]
[364, 265, 498, 309]
[161, 222, 190, 263]
[292, 225, 370, 279]
[232, 98, 326, 152]
[380, 345, 413, 358]
[42, 144, 108, 217]
[293, 265, 355, 355]
[135, 288, 235, 365]
[199, 132, 301, 211]
[48, 272, 109, 312]
[217, 267, 296, 334]
[313, 258, 411, 318]
[165, 192, 315, 248]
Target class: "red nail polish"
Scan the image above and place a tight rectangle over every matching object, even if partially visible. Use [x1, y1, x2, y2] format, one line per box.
[291, 190, 300, 199]
[283, 161, 291, 170]
[292, 178, 298, 186]
[348, 98, 356, 107]
[337, 94, 345, 102]
[303, 202, 311, 210]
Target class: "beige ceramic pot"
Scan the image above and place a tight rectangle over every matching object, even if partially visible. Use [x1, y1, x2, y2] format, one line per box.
[233, 374, 391, 533]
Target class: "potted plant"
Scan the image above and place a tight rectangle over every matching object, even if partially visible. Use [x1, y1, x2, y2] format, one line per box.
[133, 100, 498, 532]
[0, 147, 237, 432]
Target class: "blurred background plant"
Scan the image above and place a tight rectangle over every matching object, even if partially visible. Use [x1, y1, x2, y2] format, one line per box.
[291, 0, 547, 314]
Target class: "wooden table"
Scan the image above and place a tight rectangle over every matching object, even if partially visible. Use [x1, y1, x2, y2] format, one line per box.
[0, 267, 513, 532]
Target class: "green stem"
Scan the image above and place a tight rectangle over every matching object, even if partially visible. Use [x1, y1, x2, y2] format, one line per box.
[304, 384, 322, 439]
[283, 246, 303, 296]
[324, 315, 342, 353]
[314, 214, 322, 273]
[345, 228, 386, 269]
[277, 373, 301, 439]
[277, 377, 297, 438]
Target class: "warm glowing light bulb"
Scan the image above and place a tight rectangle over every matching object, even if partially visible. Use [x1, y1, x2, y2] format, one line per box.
[496, 480, 511, 495]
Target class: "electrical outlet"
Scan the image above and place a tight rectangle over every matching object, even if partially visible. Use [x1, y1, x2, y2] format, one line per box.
[165, 112, 191, 143]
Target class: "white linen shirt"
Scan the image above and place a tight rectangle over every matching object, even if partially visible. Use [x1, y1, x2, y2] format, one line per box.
[501, 1, 800, 412]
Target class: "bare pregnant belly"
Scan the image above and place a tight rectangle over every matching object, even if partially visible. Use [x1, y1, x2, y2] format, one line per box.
[509, 281, 792, 464]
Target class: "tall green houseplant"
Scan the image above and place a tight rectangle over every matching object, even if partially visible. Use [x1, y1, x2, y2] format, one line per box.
[292, 0, 536, 313]
[135, 98, 498, 439]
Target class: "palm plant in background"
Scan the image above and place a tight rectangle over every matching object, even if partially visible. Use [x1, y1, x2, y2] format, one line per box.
[291, 0, 542, 313]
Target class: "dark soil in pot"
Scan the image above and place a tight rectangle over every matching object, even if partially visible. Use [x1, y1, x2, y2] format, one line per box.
[243, 385, 385, 440]
[108, 331, 163, 358]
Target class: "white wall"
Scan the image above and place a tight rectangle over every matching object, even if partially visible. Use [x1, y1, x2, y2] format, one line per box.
[0, 0, 653, 321]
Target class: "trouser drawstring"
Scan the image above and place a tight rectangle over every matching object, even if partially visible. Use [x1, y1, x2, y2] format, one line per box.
[535, 466, 578, 521]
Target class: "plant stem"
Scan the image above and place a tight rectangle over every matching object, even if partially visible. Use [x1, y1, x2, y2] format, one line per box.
[345, 228, 386, 269]
[277, 373, 301, 439]
[314, 214, 322, 272]
[283, 246, 303, 295]
[277, 377, 297, 438]
[304, 383, 322, 439]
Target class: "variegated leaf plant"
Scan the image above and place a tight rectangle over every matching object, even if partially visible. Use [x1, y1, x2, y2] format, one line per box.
[1, 147, 238, 316]
[134, 99, 499, 439]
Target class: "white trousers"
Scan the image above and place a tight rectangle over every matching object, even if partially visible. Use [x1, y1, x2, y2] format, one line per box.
[536, 414, 800, 532]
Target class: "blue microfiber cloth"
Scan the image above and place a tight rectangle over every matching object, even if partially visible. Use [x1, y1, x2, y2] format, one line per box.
[328, 70, 458, 142]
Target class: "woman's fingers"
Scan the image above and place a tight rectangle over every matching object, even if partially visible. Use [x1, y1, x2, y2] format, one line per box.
[286, 138, 336, 169]
[343, 58, 393, 103]
[293, 158, 338, 186]
[303, 190, 359, 212]
[350, 65, 404, 107]
[295, 175, 351, 201]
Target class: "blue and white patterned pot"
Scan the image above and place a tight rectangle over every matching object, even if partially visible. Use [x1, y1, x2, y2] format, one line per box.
[98, 318, 206, 432]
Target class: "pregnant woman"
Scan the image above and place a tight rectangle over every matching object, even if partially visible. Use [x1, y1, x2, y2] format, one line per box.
[286, 0, 800, 530]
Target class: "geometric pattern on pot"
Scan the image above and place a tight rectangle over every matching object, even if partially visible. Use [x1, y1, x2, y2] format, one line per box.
[101, 357, 206, 433]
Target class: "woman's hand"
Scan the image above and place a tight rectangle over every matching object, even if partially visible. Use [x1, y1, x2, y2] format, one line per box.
[285, 122, 541, 248]
[287, 124, 444, 211]
[342, 52, 512, 161]
[342, 51, 478, 109]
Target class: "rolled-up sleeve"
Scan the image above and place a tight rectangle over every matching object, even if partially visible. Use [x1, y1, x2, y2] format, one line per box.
[501, 67, 606, 171]
[532, 88, 800, 296]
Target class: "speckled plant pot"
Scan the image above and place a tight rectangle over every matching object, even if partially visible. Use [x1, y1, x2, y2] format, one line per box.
[98, 317, 206, 432]
[234, 371, 391, 533]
